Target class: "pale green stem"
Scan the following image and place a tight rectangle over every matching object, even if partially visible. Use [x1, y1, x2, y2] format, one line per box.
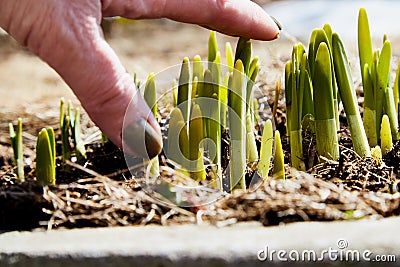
[375, 41, 391, 140]
[394, 61, 400, 115]
[144, 73, 160, 176]
[272, 130, 285, 180]
[358, 8, 373, 78]
[285, 61, 293, 136]
[9, 118, 24, 181]
[208, 31, 218, 70]
[313, 43, 339, 161]
[380, 115, 393, 155]
[74, 108, 87, 160]
[362, 64, 377, 147]
[36, 128, 56, 185]
[246, 113, 258, 163]
[220, 72, 230, 129]
[193, 55, 204, 83]
[228, 60, 246, 191]
[209, 93, 222, 185]
[315, 119, 340, 161]
[177, 57, 191, 124]
[235, 38, 252, 75]
[225, 42, 234, 72]
[258, 120, 273, 179]
[384, 87, 399, 140]
[167, 108, 189, 172]
[189, 104, 206, 181]
[332, 33, 370, 157]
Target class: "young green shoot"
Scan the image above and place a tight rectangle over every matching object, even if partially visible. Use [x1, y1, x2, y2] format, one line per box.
[287, 44, 306, 170]
[228, 60, 247, 191]
[193, 55, 204, 85]
[380, 115, 393, 156]
[332, 33, 371, 157]
[189, 104, 207, 181]
[284, 61, 292, 135]
[272, 130, 285, 180]
[371, 146, 383, 165]
[394, 61, 400, 115]
[143, 73, 160, 176]
[234, 37, 252, 75]
[208, 31, 218, 70]
[177, 57, 191, 124]
[272, 79, 281, 121]
[36, 128, 56, 185]
[73, 108, 86, 161]
[258, 119, 273, 179]
[9, 118, 24, 181]
[313, 43, 339, 161]
[226, 42, 234, 72]
[167, 108, 189, 173]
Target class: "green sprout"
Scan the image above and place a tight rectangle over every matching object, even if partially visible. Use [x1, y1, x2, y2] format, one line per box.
[371, 146, 383, 165]
[226, 42, 234, 71]
[143, 73, 160, 176]
[234, 37, 259, 165]
[60, 98, 71, 164]
[379, 41, 398, 141]
[272, 130, 285, 180]
[101, 132, 109, 145]
[210, 53, 222, 179]
[380, 115, 393, 156]
[60, 98, 87, 166]
[9, 118, 24, 181]
[258, 119, 273, 179]
[172, 79, 178, 107]
[246, 58, 260, 164]
[286, 43, 307, 170]
[73, 107, 86, 161]
[284, 61, 292, 135]
[36, 128, 56, 185]
[189, 104, 207, 181]
[394, 61, 400, 115]
[358, 8, 375, 147]
[208, 31, 218, 70]
[332, 33, 371, 157]
[228, 60, 247, 191]
[167, 107, 189, 174]
[358, 8, 399, 146]
[309, 27, 339, 131]
[234, 37, 251, 75]
[313, 42, 339, 161]
[177, 57, 191, 124]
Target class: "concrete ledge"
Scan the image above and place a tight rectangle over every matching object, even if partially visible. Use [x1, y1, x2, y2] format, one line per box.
[1, 217, 400, 266]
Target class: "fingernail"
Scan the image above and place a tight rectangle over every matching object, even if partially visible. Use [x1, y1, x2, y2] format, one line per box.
[123, 118, 163, 159]
[271, 16, 282, 31]
[273, 32, 280, 40]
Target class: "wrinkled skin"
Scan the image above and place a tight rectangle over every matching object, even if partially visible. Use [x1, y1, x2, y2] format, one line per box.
[0, 0, 279, 156]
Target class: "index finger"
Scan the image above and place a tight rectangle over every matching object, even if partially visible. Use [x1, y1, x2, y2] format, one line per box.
[101, 0, 280, 41]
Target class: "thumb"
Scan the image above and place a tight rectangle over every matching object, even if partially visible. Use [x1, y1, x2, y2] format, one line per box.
[1, 1, 162, 158]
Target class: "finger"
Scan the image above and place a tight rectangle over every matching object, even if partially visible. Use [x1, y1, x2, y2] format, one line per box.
[102, 0, 280, 41]
[1, 0, 162, 158]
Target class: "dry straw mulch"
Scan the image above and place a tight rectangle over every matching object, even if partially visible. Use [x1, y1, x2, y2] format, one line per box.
[2, 163, 400, 230]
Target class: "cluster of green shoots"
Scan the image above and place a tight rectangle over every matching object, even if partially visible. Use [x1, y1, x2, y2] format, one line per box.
[144, 32, 285, 192]
[9, 99, 87, 185]
[11, 8, 393, 191]
[285, 7, 400, 171]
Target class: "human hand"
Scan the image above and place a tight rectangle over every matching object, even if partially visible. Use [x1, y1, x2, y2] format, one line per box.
[0, 0, 280, 158]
